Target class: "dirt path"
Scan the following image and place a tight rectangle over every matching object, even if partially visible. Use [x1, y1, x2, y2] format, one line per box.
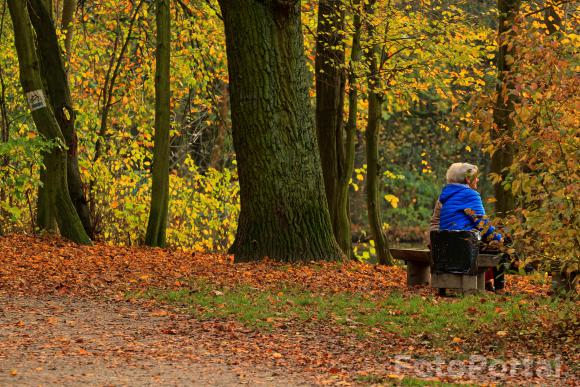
[0, 294, 311, 386]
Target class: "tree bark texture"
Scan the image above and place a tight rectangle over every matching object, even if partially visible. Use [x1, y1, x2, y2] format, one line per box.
[22, 0, 58, 234]
[343, 1, 362, 257]
[8, 0, 90, 244]
[209, 82, 229, 170]
[0, 2, 8, 146]
[42, 0, 52, 15]
[0, 0, 9, 196]
[145, 0, 171, 247]
[315, 0, 352, 257]
[364, 1, 393, 265]
[218, 0, 343, 262]
[36, 165, 57, 231]
[491, 0, 520, 217]
[28, 0, 93, 236]
[60, 0, 76, 62]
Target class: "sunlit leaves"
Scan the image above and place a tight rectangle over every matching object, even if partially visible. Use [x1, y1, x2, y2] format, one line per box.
[384, 194, 399, 208]
[468, 1, 579, 276]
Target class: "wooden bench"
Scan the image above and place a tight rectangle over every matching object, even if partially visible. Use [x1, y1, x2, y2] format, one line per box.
[390, 248, 501, 293]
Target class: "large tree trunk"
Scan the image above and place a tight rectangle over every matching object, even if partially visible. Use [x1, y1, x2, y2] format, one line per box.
[491, 0, 520, 217]
[28, 0, 93, 237]
[218, 0, 343, 262]
[364, 0, 393, 265]
[145, 0, 171, 247]
[8, 0, 90, 244]
[315, 0, 352, 257]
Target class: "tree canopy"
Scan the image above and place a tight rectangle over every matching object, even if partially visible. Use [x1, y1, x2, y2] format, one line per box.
[0, 0, 577, 276]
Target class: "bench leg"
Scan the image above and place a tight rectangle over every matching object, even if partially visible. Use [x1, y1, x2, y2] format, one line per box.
[462, 275, 479, 295]
[477, 272, 486, 292]
[431, 273, 480, 295]
[407, 262, 431, 286]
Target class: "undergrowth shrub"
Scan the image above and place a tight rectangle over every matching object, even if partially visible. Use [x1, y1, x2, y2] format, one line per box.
[89, 155, 239, 251]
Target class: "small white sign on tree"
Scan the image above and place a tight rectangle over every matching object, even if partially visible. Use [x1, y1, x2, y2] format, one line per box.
[26, 89, 47, 111]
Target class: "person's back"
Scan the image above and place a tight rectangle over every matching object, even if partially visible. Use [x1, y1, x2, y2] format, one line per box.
[432, 162, 502, 243]
[439, 183, 485, 231]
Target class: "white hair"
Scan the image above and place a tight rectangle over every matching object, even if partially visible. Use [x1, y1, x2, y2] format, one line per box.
[446, 162, 479, 184]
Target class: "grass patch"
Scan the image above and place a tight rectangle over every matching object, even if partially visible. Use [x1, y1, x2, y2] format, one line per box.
[399, 377, 475, 386]
[129, 279, 571, 346]
[355, 375, 475, 386]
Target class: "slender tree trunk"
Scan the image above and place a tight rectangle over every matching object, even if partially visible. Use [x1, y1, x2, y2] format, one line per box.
[170, 88, 193, 173]
[0, 2, 8, 145]
[364, 0, 393, 265]
[209, 82, 229, 170]
[89, 0, 143, 227]
[28, 0, 93, 236]
[491, 0, 520, 217]
[8, 0, 90, 244]
[350, 6, 367, 230]
[0, 73, 7, 143]
[145, 0, 171, 247]
[60, 0, 76, 63]
[341, 0, 362, 258]
[0, 2, 11, 234]
[91, 0, 144, 166]
[315, 0, 352, 257]
[218, 0, 343, 262]
[350, 122, 366, 227]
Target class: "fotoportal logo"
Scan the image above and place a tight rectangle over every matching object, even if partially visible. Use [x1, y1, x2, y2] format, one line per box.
[393, 355, 562, 379]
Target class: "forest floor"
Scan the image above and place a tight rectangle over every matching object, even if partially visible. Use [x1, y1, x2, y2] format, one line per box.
[0, 234, 578, 386]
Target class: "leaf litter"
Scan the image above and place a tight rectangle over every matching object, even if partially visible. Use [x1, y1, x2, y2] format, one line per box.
[0, 234, 577, 385]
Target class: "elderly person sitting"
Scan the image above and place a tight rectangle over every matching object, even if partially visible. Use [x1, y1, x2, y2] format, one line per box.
[430, 162, 505, 291]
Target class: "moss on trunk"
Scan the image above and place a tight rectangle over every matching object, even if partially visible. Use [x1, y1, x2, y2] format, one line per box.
[28, 0, 93, 237]
[8, 0, 90, 245]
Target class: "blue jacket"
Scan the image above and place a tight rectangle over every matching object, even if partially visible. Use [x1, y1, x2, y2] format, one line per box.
[438, 183, 501, 242]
